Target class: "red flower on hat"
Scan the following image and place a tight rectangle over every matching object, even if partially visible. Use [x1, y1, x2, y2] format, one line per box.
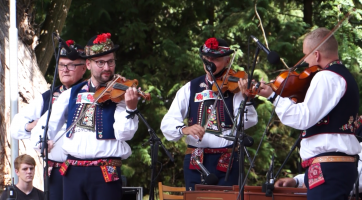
[66, 40, 75, 46]
[93, 33, 112, 44]
[204, 38, 218, 50]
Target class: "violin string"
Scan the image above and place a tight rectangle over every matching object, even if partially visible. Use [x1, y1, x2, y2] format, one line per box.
[53, 75, 122, 144]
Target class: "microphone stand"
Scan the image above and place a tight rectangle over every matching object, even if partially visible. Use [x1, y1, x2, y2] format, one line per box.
[38, 39, 62, 200]
[274, 136, 301, 180]
[138, 112, 173, 200]
[224, 47, 260, 200]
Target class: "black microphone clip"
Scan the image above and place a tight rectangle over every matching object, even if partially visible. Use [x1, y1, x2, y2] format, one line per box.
[199, 55, 216, 73]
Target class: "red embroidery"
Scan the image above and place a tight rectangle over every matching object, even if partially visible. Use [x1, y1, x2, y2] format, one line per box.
[308, 163, 325, 189]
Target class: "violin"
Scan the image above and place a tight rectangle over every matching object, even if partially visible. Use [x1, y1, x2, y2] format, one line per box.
[212, 69, 261, 98]
[212, 69, 248, 94]
[269, 65, 321, 103]
[94, 76, 151, 103]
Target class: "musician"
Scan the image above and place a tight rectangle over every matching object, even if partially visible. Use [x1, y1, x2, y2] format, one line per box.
[255, 27, 361, 199]
[32, 33, 139, 200]
[11, 39, 86, 200]
[161, 37, 258, 190]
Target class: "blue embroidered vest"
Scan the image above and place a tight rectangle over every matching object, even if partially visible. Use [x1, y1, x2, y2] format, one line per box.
[41, 85, 62, 116]
[188, 75, 234, 133]
[66, 81, 117, 139]
[303, 62, 359, 138]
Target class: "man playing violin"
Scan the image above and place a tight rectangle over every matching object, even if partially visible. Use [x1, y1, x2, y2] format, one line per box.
[33, 33, 140, 200]
[161, 37, 258, 190]
[11, 39, 86, 200]
[252, 27, 361, 199]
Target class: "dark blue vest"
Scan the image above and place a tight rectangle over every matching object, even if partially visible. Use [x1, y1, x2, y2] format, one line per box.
[41, 85, 62, 116]
[66, 81, 117, 139]
[188, 75, 234, 133]
[303, 63, 359, 138]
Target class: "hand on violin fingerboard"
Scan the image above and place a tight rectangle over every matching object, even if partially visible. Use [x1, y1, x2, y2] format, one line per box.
[124, 87, 139, 110]
[237, 78, 258, 100]
[181, 125, 205, 140]
[258, 82, 274, 98]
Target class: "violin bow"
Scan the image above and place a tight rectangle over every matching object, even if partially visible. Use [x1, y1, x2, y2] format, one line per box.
[290, 9, 355, 72]
[53, 74, 123, 144]
[202, 50, 238, 131]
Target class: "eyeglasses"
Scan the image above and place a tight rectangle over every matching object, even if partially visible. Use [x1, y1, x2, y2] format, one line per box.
[90, 59, 116, 68]
[58, 63, 85, 71]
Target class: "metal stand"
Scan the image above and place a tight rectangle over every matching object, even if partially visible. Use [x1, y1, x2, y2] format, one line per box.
[38, 40, 62, 200]
[137, 112, 173, 200]
[224, 47, 261, 200]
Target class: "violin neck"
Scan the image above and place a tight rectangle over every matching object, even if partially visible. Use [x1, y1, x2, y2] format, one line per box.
[113, 83, 147, 97]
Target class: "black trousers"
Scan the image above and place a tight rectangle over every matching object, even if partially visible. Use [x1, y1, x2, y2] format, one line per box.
[63, 166, 123, 200]
[49, 167, 63, 200]
[304, 162, 356, 200]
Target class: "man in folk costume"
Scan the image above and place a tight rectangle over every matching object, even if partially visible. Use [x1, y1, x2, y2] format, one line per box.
[161, 37, 258, 190]
[254, 27, 361, 199]
[11, 39, 86, 200]
[39, 33, 139, 200]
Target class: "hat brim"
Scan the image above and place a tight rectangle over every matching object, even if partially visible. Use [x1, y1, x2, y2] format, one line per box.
[81, 45, 120, 59]
[199, 46, 234, 58]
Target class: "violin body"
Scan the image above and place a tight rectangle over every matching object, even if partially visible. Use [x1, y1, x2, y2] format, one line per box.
[212, 69, 248, 94]
[94, 76, 151, 103]
[270, 65, 321, 103]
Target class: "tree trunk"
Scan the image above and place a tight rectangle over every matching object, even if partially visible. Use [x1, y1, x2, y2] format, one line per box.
[303, 0, 313, 26]
[35, 0, 72, 74]
[1, 0, 49, 188]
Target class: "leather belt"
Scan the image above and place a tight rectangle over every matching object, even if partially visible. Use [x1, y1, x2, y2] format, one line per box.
[312, 156, 355, 164]
[302, 155, 355, 168]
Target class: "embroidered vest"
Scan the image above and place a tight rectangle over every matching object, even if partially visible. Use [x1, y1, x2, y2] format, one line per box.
[66, 81, 117, 139]
[188, 75, 234, 134]
[303, 62, 359, 138]
[41, 85, 63, 116]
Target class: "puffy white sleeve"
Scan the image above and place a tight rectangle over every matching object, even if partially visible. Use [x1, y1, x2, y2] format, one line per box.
[161, 82, 191, 142]
[10, 95, 44, 139]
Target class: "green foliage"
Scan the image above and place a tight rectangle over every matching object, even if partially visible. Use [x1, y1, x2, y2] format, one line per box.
[38, 0, 362, 196]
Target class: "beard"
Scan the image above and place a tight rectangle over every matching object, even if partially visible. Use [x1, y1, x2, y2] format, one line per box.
[94, 70, 115, 84]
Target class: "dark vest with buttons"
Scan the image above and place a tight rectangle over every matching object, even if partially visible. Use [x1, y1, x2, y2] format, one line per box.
[188, 75, 234, 133]
[303, 62, 359, 138]
[41, 85, 62, 116]
[66, 81, 117, 139]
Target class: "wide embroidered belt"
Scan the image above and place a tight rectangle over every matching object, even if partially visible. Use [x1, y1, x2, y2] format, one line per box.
[302, 156, 355, 168]
[59, 158, 122, 182]
[47, 160, 63, 176]
[186, 147, 236, 172]
[185, 147, 235, 155]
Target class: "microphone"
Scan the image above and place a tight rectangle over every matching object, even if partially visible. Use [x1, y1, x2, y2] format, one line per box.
[250, 35, 280, 65]
[200, 55, 216, 73]
[262, 154, 275, 197]
[193, 156, 218, 185]
[52, 32, 79, 60]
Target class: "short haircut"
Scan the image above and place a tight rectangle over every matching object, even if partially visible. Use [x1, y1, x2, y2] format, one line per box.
[14, 154, 36, 170]
[304, 27, 338, 56]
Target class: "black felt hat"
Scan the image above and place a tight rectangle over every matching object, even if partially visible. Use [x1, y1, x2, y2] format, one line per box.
[82, 33, 119, 59]
[59, 40, 85, 60]
[199, 38, 234, 58]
